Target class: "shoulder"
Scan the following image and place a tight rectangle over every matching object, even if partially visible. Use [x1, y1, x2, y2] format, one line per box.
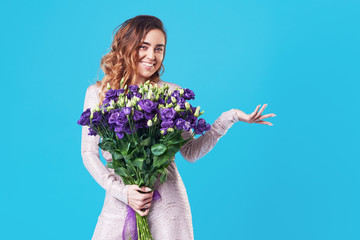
[84, 83, 100, 101]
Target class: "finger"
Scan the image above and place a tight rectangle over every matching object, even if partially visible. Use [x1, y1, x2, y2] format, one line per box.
[136, 191, 153, 201]
[258, 113, 276, 121]
[254, 104, 267, 120]
[140, 200, 152, 210]
[256, 120, 273, 126]
[250, 105, 261, 118]
[138, 208, 149, 216]
[137, 186, 153, 193]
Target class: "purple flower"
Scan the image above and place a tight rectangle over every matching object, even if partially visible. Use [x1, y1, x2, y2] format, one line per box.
[129, 85, 139, 92]
[116, 132, 124, 139]
[91, 111, 102, 125]
[138, 99, 158, 113]
[186, 114, 198, 128]
[160, 108, 176, 121]
[135, 119, 147, 129]
[161, 120, 174, 128]
[145, 112, 156, 120]
[104, 89, 122, 104]
[114, 125, 125, 133]
[177, 97, 186, 109]
[122, 107, 132, 116]
[133, 110, 144, 121]
[174, 118, 190, 131]
[77, 108, 91, 126]
[158, 98, 165, 104]
[183, 88, 195, 100]
[171, 90, 180, 99]
[109, 109, 128, 126]
[194, 118, 211, 135]
[88, 127, 97, 136]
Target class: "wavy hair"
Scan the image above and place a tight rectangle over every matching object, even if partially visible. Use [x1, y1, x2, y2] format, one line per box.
[96, 15, 167, 105]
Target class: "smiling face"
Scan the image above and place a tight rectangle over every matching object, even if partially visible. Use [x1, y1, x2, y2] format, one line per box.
[135, 29, 166, 84]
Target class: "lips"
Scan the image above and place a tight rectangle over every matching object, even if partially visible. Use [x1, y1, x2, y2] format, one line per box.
[141, 61, 155, 69]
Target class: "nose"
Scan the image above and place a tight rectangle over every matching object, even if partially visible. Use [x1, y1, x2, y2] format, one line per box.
[146, 49, 155, 60]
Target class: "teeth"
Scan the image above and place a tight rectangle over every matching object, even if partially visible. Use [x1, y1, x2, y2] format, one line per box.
[142, 62, 154, 67]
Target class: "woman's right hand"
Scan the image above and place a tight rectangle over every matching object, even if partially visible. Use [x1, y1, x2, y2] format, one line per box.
[127, 185, 154, 216]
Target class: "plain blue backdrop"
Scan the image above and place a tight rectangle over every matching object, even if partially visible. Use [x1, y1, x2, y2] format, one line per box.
[1, 0, 359, 239]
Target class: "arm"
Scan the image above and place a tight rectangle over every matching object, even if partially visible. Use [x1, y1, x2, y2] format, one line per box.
[80, 84, 128, 204]
[180, 109, 239, 163]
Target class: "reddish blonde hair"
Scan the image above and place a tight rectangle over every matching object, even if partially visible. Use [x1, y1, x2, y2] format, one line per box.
[96, 15, 167, 105]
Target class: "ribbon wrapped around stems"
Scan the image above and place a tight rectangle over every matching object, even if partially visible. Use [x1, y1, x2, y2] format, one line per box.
[122, 190, 161, 240]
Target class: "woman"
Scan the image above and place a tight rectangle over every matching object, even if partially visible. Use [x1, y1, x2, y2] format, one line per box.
[81, 15, 276, 240]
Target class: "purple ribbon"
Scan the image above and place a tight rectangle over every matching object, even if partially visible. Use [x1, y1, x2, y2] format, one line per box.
[122, 190, 161, 240]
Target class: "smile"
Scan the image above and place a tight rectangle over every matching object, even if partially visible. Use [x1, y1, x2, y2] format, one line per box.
[141, 62, 155, 70]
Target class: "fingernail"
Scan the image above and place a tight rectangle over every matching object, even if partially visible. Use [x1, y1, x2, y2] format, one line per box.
[145, 187, 151, 191]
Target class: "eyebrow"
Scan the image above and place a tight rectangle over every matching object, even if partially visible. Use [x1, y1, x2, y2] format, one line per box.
[142, 41, 165, 47]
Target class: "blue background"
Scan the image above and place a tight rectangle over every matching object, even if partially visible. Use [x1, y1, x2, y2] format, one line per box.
[1, 0, 359, 239]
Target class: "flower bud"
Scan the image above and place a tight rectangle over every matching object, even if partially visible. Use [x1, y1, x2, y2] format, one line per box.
[137, 105, 142, 111]
[185, 102, 190, 110]
[147, 90, 153, 99]
[107, 83, 111, 90]
[168, 90, 172, 96]
[126, 101, 132, 107]
[153, 114, 158, 122]
[158, 104, 164, 109]
[120, 77, 124, 85]
[167, 127, 174, 132]
[166, 103, 173, 108]
[90, 111, 94, 120]
[94, 104, 100, 112]
[155, 94, 160, 101]
[200, 110, 205, 116]
[144, 84, 149, 91]
[160, 130, 165, 135]
[174, 105, 181, 112]
[179, 88, 184, 96]
[147, 119, 153, 127]
[124, 85, 128, 91]
[119, 98, 125, 107]
[194, 106, 200, 117]
[171, 96, 177, 103]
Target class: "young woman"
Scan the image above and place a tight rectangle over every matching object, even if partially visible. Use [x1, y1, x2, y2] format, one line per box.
[81, 15, 276, 240]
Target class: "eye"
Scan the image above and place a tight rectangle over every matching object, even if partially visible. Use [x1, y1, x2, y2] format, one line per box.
[155, 47, 163, 52]
[140, 45, 147, 50]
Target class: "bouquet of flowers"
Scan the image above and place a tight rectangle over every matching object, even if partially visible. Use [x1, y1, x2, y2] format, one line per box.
[77, 79, 210, 240]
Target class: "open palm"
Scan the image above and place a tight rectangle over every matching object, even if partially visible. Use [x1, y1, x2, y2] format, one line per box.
[235, 104, 276, 126]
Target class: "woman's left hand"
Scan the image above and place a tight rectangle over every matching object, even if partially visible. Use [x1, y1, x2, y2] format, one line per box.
[234, 104, 276, 126]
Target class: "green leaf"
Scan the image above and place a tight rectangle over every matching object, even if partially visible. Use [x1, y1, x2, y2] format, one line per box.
[167, 143, 181, 156]
[153, 153, 169, 168]
[151, 144, 167, 156]
[150, 174, 157, 187]
[115, 167, 130, 178]
[98, 139, 116, 152]
[140, 137, 151, 147]
[133, 157, 145, 169]
[118, 140, 129, 155]
[106, 161, 114, 169]
[123, 148, 137, 162]
[160, 173, 167, 183]
[167, 132, 184, 145]
[112, 150, 123, 161]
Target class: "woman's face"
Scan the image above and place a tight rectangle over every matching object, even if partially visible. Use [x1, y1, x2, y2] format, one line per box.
[136, 29, 165, 83]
